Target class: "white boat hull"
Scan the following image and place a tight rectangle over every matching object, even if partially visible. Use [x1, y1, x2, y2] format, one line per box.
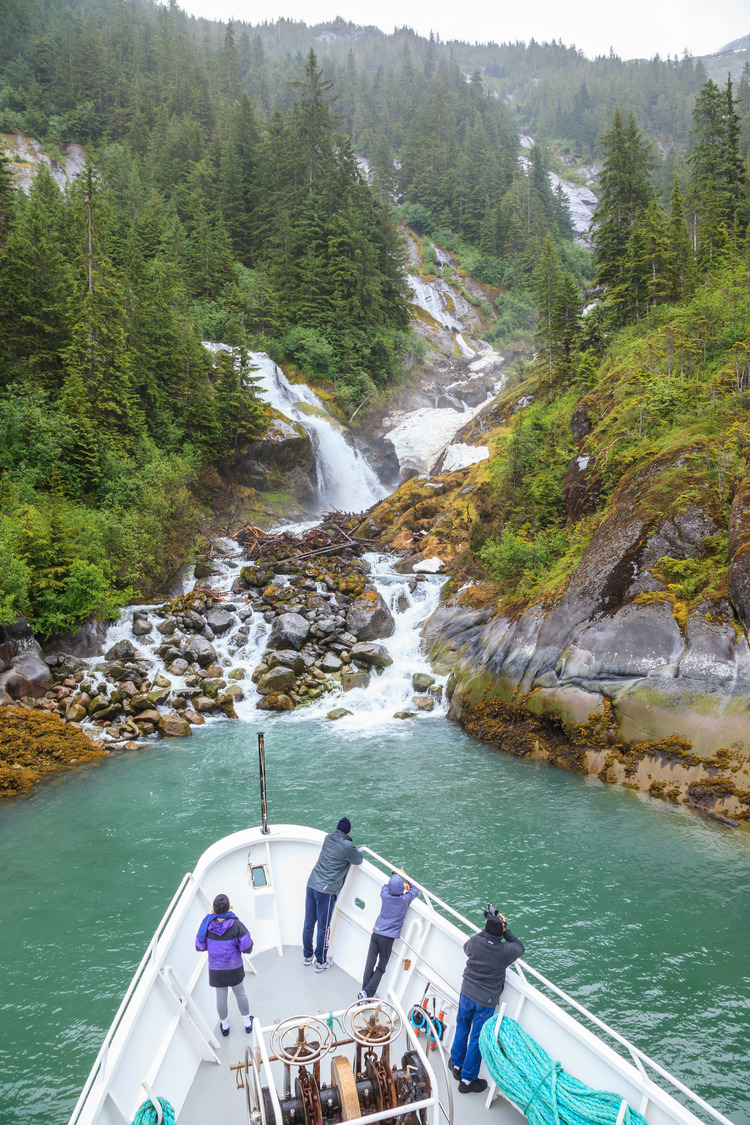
[69, 825, 729, 1125]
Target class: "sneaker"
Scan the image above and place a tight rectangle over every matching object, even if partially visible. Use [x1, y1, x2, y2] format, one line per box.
[303, 956, 314, 966]
[450, 1065, 462, 1081]
[458, 1079, 488, 1094]
[314, 957, 333, 973]
[245, 1016, 255, 1034]
[220, 1022, 230, 1038]
[357, 990, 368, 1002]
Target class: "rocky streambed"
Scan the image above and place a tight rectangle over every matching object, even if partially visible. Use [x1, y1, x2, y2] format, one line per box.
[0, 521, 449, 796]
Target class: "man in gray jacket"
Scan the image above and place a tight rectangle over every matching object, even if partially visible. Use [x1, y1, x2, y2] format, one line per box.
[303, 818, 363, 972]
[449, 906, 524, 1093]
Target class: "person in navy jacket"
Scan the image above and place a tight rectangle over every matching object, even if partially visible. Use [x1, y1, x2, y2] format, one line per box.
[360, 870, 420, 998]
[195, 893, 254, 1036]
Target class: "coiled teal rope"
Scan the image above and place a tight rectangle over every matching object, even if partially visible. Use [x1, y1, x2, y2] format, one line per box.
[131, 1097, 175, 1125]
[479, 1015, 649, 1125]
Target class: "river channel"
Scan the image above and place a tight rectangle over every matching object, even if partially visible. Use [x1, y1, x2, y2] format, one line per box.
[2, 353, 749, 1125]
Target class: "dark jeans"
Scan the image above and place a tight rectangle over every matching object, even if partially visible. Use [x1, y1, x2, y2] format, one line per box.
[361, 933, 395, 997]
[449, 992, 495, 1082]
[302, 887, 337, 963]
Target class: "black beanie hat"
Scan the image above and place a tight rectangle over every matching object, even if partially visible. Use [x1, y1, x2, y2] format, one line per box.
[485, 916, 505, 937]
[213, 893, 230, 914]
[337, 817, 351, 834]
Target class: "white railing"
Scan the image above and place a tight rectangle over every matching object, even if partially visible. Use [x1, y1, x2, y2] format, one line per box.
[359, 846, 735, 1125]
[68, 871, 197, 1125]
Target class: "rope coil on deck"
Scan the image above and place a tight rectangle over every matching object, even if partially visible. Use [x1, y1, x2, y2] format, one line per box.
[131, 1096, 175, 1125]
[478, 1014, 649, 1125]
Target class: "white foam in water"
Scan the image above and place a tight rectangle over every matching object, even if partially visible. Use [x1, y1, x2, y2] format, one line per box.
[87, 547, 447, 738]
[282, 552, 448, 730]
[204, 346, 388, 515]
[86, 353, 450, 736]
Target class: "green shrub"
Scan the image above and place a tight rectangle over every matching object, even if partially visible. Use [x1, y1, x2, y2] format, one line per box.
[400, 203, 436, 236]
[480, 526, 568, 593]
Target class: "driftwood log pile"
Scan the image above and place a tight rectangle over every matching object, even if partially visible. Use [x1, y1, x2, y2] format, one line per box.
[234, 511, 373, 564]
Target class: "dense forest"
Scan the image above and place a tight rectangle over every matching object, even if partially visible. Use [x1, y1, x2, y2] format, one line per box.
[462, 78, 750, 616]
[1, 0, 749, 639]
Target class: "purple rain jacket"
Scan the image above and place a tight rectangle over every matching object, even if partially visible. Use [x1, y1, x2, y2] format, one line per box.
[195, 912, 253, 987]
[372, 874, 420, 939]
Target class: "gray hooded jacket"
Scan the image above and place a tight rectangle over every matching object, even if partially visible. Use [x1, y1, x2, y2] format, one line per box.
[460, 928, 525, 1008]
[307, 828, 363, 895]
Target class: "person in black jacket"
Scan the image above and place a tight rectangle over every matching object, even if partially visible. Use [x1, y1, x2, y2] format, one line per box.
[449, 906, 524, 1094]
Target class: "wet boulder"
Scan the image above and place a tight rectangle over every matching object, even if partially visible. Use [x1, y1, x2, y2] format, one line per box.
[257, 692, 294, 712]
[132, 619, 152, 636]
[157, 617, 178, 636]
[320, 652, 343, 673]
[342, 671, 370, 692]
[268, 613, 310, 651]
[0, 644, 52, 699]
[104, 639, 137, 662]
[194, 696, 219, 713]
[158, 711, 192, 738]
[181, 635, 217, 667]
[240, 566, 273, 589]
[345, 593, 395, 642]
[257, 667, 296, 695]
[182, 610, 207, 633]
[134, 708, 161, 725]
[350, 642, 393, 669]
[158, 712, 192, 737]
[267, 650, 305, 674]
[412, 672, 435, 691]
[205, 608, 235, 635]
[412, 694, 435, 711]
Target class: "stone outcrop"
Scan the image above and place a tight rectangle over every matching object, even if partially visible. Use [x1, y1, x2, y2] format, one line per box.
[0, 619, 52, 703]
[420, 460, 750, 823]
[220, 410, 316, 507]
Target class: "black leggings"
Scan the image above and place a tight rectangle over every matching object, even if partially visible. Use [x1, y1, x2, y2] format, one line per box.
[362, 934, 395, 997]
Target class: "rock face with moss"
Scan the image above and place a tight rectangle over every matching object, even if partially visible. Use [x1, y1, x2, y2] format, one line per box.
[354, 386, 750, 822]
[414, 455, 750, 822]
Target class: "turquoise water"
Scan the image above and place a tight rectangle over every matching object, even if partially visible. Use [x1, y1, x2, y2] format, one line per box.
[0, 712, 748, 1124]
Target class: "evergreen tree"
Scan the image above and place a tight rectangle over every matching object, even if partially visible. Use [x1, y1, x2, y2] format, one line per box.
[688, 78, 750, 265]
[292, 50, 339, 192]
[213, 347, 267, 455]
[664, 163, 696, 302]
[534, 233, 581, 384]
[592, 108, 655, 322]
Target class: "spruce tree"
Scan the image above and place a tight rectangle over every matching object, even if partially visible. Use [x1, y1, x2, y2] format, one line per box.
[592, 109, 655, 323]
[688, 78, 750, 265]
[664, 164, 696, 302]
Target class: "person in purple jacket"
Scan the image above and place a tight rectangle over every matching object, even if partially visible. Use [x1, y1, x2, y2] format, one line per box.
[359, 870, 419, 999]
[195, 893, 254, 1037]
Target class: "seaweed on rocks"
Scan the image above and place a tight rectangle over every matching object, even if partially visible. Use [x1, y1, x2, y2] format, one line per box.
[0, 705, 108, 797]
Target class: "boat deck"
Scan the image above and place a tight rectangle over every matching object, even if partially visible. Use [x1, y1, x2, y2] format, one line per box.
[181, 945, 524, 1125]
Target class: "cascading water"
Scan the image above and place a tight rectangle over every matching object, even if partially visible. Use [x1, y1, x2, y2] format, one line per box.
[206, 345, 389, 514]
[82, 543, 447, 733]
[81, 340, 492, 736]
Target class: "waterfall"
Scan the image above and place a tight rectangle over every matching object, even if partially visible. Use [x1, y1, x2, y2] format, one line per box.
[205, 345, 388, 515]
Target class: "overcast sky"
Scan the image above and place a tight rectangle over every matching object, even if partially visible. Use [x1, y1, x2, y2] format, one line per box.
[174, 0, 748, 62]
